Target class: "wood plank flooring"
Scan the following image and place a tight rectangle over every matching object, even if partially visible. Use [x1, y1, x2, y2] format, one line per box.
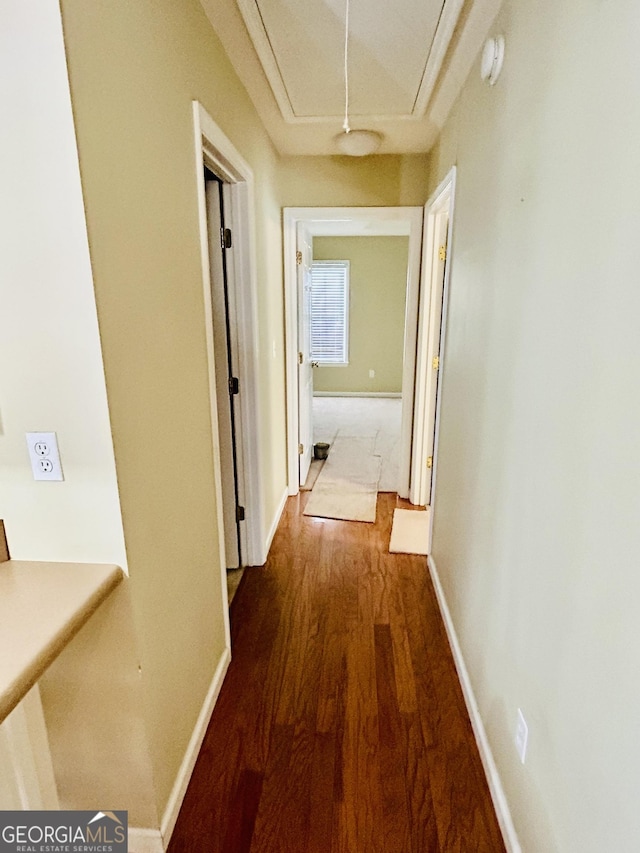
[168, 493, 505, 852]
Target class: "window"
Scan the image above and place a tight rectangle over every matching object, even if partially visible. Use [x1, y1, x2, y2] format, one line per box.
[310, 261, 349, 365]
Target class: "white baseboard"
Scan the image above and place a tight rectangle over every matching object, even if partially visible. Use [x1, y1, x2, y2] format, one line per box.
[157, 645, 232, 849]
[262, 487, 288, 564]
[427, 555, 521, 853]
[128, 828, 164, 853]
[313, 391, 402, 398]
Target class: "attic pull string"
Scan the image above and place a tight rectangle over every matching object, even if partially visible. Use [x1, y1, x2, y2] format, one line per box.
[343, 0, 351, 133]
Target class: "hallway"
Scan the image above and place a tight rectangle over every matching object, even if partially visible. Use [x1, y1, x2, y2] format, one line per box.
[168, 493, 505, 852]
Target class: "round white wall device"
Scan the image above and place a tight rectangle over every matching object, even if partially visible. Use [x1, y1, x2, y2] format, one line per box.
[480, 35, 505, 86]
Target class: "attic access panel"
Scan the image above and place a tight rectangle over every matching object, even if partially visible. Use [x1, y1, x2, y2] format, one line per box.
[237, 0, 452, 121]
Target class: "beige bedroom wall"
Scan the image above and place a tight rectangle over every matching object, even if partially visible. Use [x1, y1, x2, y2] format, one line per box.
[312, 237, 409, 393]
[427, 0, 640, 849]
[59, 0, 284, 818]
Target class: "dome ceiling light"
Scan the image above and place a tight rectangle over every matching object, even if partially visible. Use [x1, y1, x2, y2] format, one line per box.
[335, 129, 382, 156]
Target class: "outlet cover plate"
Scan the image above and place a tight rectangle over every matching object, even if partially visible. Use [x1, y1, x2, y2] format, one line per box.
[26, 432, 64, 481]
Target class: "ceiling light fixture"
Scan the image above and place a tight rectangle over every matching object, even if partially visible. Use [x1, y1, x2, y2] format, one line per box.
[336, 0, 382, 156]
[335, 128, 382, 156]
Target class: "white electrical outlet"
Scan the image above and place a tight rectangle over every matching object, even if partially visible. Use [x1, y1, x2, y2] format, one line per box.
[369, 369, 375, 378]
[515, 708, 528, 764]
[26, 432, 64, 482]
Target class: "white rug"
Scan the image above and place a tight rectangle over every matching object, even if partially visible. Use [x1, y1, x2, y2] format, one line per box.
[303, 433, 381, 522]
[300, 458, 324, 491]
[389, 508, 430, 555]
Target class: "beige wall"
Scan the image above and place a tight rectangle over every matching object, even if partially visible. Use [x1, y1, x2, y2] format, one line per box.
[0, 2, 126, 568]
[0, 2, 156, 828]
[312, 237, 409, 393]
[428, 0, 640, 849]
[40, 585, 158, 827]
[278, 153, 430, 207]
[58, 0, 285, 818]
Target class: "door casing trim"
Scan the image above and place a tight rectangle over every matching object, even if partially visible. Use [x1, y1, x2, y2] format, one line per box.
[193, 101, 266, 585]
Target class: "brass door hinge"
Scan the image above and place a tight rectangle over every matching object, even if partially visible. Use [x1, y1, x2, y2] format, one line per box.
[439, 245, 447, 261]
[426, 456, 433, 469]
[298, 443, 304, 455]
[298, 351, 304, 365]
[432, 355, 440, 370]
[296, 250, 302, 265]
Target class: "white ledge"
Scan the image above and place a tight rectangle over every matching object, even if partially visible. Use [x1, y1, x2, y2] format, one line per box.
[0, 560, 123, 723]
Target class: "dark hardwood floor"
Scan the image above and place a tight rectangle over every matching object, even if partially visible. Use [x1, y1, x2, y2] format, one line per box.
[168, 492, 506, 852]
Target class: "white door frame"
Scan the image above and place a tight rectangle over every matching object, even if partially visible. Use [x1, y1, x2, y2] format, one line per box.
[283, 206, 424, 498]
[296, 222, 314, 487]
[192, 102, 265, 588]
[410, 167, 457, 538]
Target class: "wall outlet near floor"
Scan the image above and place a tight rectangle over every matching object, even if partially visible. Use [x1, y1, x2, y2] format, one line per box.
[26, 431, 64, 481]
[515, 708, 528, 764]
[369, 369, 375, 378]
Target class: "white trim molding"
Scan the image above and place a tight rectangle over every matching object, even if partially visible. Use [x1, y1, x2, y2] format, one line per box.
[160, 647, 231, 849]
[263, 487, 289, 563]
[127, 828, 163, 853]
[427, 555, 521, 853]
[313, 391, 402, 398]
[128, 647, 231, 852]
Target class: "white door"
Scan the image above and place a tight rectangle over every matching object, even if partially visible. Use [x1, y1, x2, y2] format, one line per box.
[297, 223, 314, 486]
[411, 169, 456, 509]
[421, 212, 449, 505]
[206, 178, 240, 568]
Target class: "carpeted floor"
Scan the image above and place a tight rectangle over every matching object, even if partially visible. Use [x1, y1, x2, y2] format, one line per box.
[312, 396, 401, 492]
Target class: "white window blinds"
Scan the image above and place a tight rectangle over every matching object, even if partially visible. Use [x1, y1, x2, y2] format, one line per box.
[310, 261, 350, 364]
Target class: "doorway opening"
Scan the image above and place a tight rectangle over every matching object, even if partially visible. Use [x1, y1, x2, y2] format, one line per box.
[284, 207, 424, 501]
[284, 181, 456, 546]
[203, 169, 242, 574]
[305, 233, 411, 494]
[192, 102, 267, 636]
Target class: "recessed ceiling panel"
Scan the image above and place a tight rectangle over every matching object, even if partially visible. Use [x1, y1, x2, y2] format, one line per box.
[250, 0, 446, 118]
[203, 0, 499, 154]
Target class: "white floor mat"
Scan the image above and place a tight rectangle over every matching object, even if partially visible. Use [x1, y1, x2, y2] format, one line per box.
[389, 508, 430, 555]
[300, 458, 324, 491]
[303, 433, 381, 522]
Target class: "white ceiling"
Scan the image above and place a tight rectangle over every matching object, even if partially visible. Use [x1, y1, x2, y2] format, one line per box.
[200, 0, 503, 156]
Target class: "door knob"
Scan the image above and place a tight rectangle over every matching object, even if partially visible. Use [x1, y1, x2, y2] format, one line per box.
[311, 360, 319, 368]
